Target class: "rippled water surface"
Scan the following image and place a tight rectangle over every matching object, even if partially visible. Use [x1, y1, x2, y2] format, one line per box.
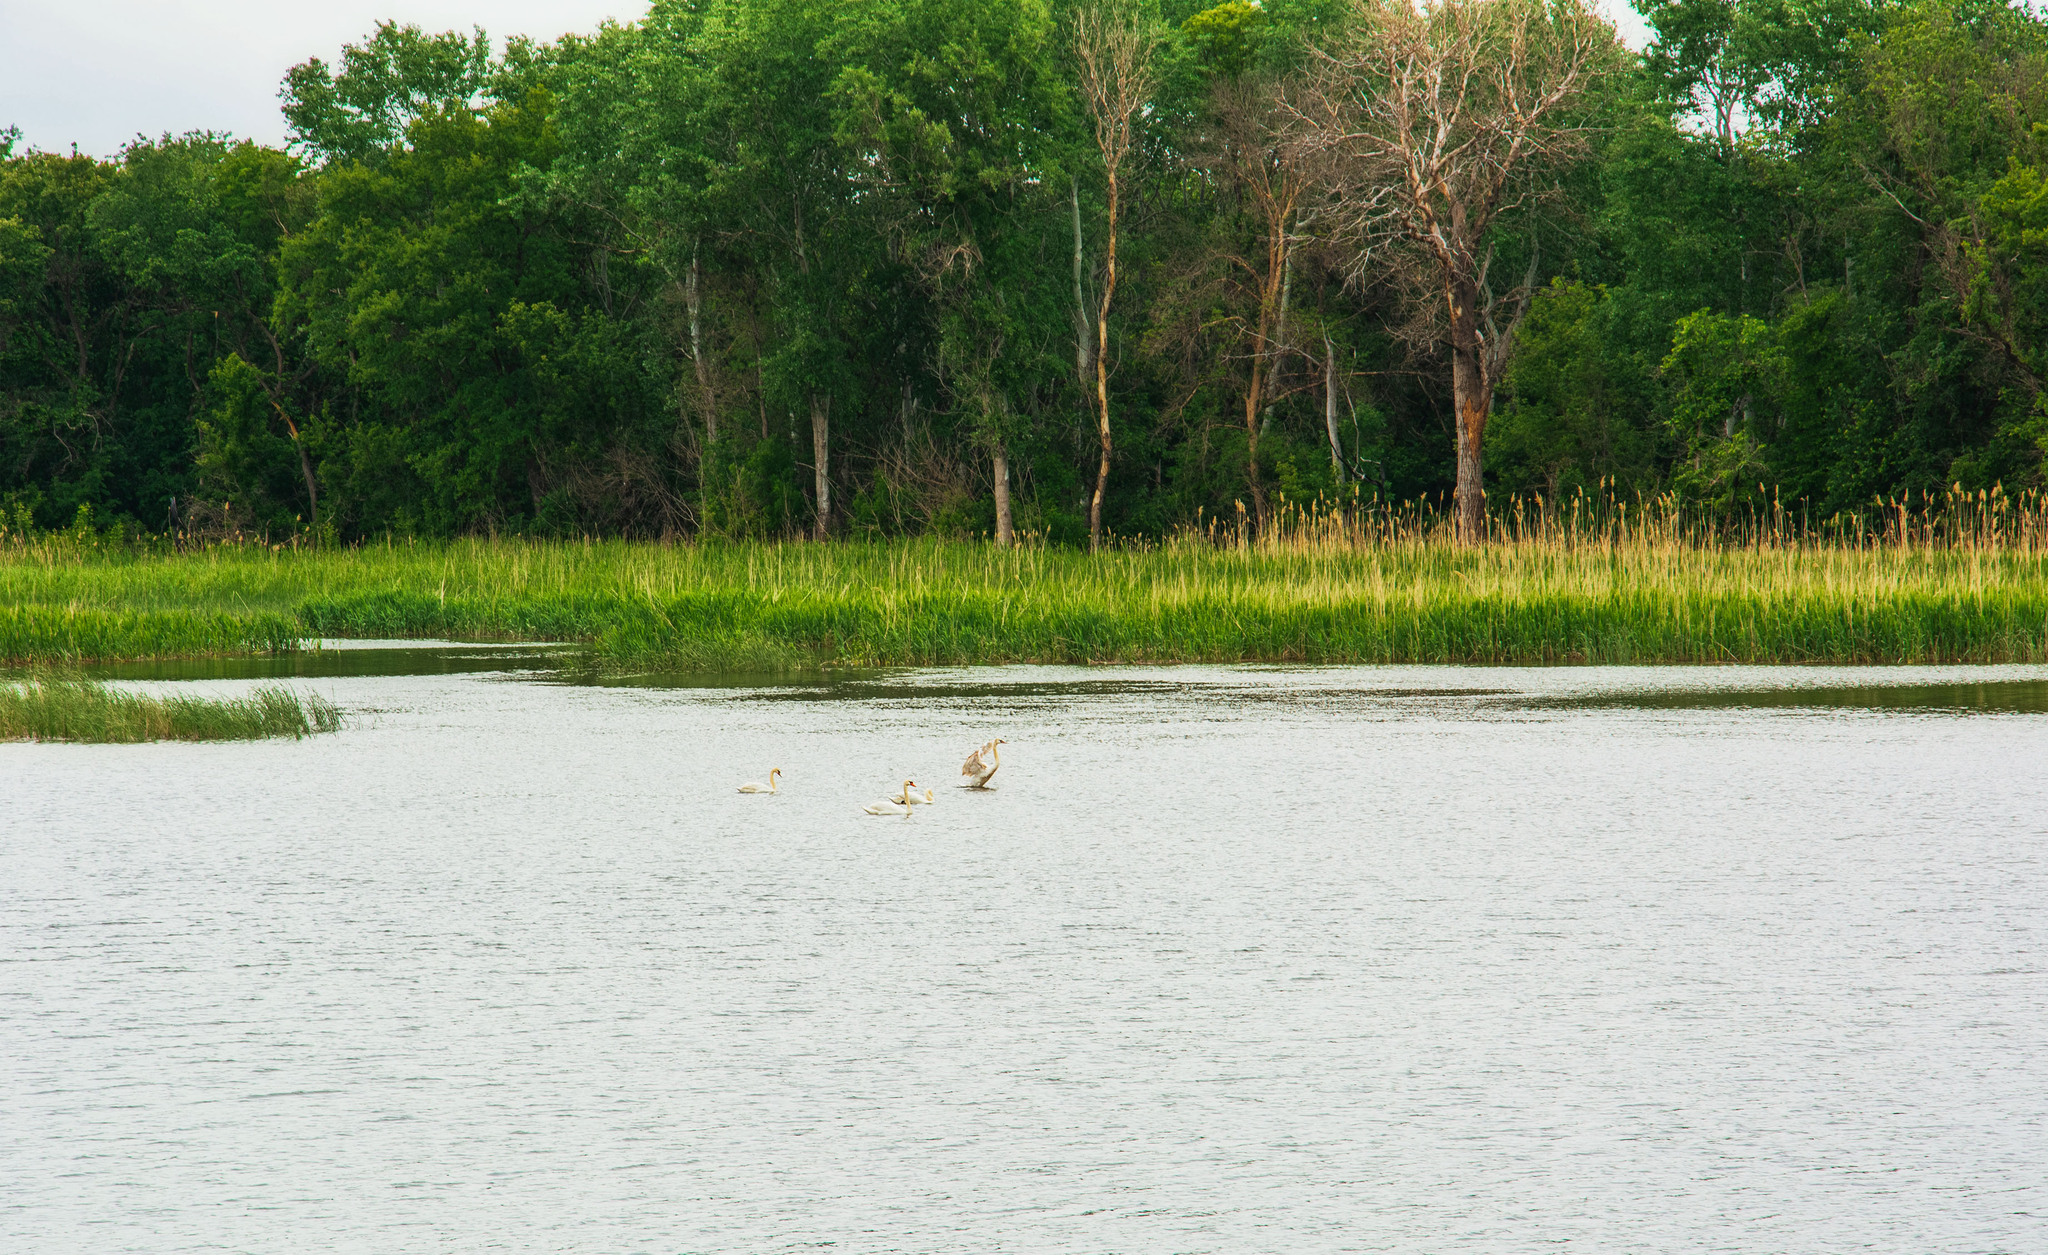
[5, 659, 2047, 1253]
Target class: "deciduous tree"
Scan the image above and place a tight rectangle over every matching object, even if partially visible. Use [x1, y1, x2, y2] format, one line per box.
[1073, 0, 1161, 550]
[1293, 0, 1614, 540]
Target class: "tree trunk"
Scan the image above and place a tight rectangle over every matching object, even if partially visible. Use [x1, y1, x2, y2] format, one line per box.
[296, 444, 320, 533]
[1262, 240, 1293, 436]
[267, 398, 319, 532]
[1324, 331, 1343, 483]
[809, 392, 831, 539]
[992, 442, 1013, 546]
[1243, 349, 1268, 530]
[1450, 277, 1489, 544]
[1243, 212, 1293, 530]
[1071, 177, 1092, 385]
[686, 243, 715, 445]
[1089, 178, 1120, 553]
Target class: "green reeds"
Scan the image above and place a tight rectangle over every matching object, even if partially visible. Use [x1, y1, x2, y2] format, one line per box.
[0, 677, 343, 743]
[0, 490, 2045, 669]
[275, 532, 2048, 667]
[0, 604, 303, 663]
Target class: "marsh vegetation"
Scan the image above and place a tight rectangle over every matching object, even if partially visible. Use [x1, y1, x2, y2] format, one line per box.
[0, 676, 341, 742]
[3, 494, 2045, 670]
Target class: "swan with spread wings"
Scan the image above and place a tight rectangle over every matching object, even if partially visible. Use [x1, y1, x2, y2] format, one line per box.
[960, 738, 1006, 789]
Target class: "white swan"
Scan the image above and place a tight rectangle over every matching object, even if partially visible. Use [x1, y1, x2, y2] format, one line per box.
[737, 768, 781, 794]
[864, 780, 920, 816]
[900, 784, 935, 806]
[960, 738, 1005, 789]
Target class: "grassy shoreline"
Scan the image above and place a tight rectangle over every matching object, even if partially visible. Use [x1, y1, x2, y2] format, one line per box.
[2, 534, 2045, 669]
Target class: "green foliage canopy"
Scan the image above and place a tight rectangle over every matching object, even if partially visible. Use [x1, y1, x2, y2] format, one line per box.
[5, 0, 2048, 540]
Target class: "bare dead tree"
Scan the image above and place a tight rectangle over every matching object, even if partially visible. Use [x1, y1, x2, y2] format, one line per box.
[1291, 0, 1613, 541]
[1210, 78, 1308, 527]
[1073, 0, 1160, 552]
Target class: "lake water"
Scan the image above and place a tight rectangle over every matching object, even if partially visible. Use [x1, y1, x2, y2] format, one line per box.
[4, 655, 2046, 1253]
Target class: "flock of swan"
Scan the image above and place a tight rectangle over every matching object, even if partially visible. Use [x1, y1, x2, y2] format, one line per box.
[736, 738, 1006, 815]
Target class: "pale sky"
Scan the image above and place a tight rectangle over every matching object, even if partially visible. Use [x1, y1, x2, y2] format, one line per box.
[0, 1, 654, 156]
[2, 0, 1652, 159]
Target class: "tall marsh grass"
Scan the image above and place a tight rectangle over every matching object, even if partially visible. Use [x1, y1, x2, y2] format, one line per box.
[0, 678, 342, 742]
[1, 488, 2045, 667]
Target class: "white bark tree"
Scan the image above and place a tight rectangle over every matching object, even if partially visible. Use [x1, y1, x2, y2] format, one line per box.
[1073, 0, 1160, 552]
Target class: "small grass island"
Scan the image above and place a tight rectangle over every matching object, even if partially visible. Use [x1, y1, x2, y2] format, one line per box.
[0, 676, 341, 744]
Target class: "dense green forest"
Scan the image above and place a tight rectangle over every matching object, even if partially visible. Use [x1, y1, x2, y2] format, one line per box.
[3, 0, 2047, 545]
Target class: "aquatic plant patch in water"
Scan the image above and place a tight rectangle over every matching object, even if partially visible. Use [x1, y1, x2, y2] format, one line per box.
[0, 678, 343, 743]
[1, 534, 2045, 668]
